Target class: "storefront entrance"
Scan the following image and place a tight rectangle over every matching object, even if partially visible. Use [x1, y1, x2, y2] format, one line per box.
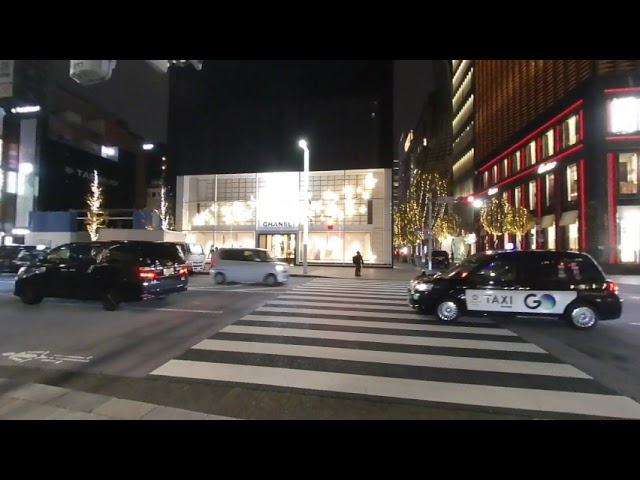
[258, 233, 297, 265]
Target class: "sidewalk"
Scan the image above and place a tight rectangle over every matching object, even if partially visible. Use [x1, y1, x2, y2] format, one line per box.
[0, 377, 236, 420]
[288, 262, 427, 281]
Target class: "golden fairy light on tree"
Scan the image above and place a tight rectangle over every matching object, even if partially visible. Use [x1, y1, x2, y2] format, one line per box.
[506, 206, 534, 248]
[393, 203, 422, 247]
[480, 197, 511, 236]
[432, 209, 462, 242]
[160, 186, 169, 230]
[85, 170, 108, 241]
[408, 169, 448, 229]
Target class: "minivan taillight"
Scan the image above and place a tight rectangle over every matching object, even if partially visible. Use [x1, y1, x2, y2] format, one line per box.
[139, 268, 158, 281]
[605, 280, 619, 294]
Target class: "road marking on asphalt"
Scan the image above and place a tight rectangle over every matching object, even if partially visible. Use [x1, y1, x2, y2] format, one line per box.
[629, 323, 640, 326]
[151, 360, 640, 419]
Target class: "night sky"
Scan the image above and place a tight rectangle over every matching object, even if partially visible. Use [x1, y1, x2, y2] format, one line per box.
[51, 60, 434, 154]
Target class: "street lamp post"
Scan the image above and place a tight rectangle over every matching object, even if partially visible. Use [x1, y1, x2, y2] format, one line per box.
[298, 140, 310, 274]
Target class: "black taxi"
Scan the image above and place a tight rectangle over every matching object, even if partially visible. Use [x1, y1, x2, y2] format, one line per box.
[408, 250, 622, 330]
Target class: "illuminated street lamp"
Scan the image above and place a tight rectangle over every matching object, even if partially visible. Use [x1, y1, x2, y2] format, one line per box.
[298, 139, 310, 274]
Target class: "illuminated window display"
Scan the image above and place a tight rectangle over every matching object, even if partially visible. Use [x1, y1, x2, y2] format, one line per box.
[618, 205, 640, 263]
[176, 168, 392, 265]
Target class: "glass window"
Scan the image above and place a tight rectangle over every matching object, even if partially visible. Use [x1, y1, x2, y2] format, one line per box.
[501, 158, 508, 178]
[529, 180, 537, 210]
[6, 171, 17, 194]
[492, 165, 499, 182]
[305, 232, 372, 264]
[545, 173, 555, 206]
[483, 171, 489, 188]
[619, 152, 639, 195]
[547, 224, 556, 250]
[527, 141, 537, 166]
[567, 223, 579, 251]
[514, 186, 521, 208]
[46, 245, 71, 262]
[618, 205, 640, 263]
[562, 115, 580, 148]
[513, 151, 522, 172]
[471, 260, 517, 286]
[609, 97, 640, 134]
[542, 130, 554, 158]
[566, 164, 579, 202]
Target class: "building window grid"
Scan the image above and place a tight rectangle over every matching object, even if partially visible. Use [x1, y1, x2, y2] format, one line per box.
[484, 111, 584, 189]
[619, 152, 639, 195]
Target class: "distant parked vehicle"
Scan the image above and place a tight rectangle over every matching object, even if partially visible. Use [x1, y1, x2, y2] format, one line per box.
[0, 245, 48, 274]
[173, 242, 206, 274]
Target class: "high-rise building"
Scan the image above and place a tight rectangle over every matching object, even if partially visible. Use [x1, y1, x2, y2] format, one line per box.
[168, 60, 394, 177]
[472, 60, 640, 269]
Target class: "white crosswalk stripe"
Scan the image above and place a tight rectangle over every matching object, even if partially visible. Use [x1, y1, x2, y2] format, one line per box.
[150, 278, 640, 419]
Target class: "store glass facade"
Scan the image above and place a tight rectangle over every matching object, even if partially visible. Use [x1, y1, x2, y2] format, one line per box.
[176, 168, 393, 265]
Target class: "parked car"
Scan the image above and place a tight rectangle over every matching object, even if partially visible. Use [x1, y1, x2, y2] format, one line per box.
[14, 241, 188, 311]
[430, 250, 451, 269]
[408, 249, 622, 330]
[0, 245, 48, 274]
[173, 242, 206, 274]
[211, 247, 288, 286]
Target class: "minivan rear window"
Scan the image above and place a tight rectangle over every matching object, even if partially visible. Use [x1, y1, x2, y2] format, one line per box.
[106, 243, 185, 267]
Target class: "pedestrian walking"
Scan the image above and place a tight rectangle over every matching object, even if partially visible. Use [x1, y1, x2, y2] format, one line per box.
[353, 251, 364, 277]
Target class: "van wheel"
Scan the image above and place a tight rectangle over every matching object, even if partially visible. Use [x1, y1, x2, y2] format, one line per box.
[21, 285, 43, 305]
[566, 302, 598, 330]
[102, 289, 121, 311]
[435, 298, 461, 322]
[265, 274, 278, 286]
[214, 272, 226, 285]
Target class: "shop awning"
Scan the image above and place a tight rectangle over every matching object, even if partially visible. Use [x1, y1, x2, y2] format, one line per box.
[559, 210, 579, 226]
[540, 215, 556, 229]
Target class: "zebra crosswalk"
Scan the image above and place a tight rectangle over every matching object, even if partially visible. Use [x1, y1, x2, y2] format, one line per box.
[150, 277, 640, 419]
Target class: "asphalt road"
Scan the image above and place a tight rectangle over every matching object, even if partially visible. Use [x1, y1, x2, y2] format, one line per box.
[0, 273, 306, 377]
[2, 272, 640, 419]
[492, 282, 640, 403]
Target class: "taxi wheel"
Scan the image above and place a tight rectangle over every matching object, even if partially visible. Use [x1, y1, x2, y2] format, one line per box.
[566, 303, 599, 330]
[435, 299, 461, 322]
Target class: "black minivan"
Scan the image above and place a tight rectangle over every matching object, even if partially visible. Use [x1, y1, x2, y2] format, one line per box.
[408, 250, 622, 330]
[14, 241, 188, 311]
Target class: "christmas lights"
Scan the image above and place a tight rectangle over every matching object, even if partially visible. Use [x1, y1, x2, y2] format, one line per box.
[85, 170, 108, 241]
[480, 197, 511, 236]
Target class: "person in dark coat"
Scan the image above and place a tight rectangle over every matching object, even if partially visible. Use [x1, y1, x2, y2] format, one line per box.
[353, 251, 364, 277]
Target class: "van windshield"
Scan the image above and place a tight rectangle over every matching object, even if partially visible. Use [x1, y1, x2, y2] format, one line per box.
[189, 243, 204, 255]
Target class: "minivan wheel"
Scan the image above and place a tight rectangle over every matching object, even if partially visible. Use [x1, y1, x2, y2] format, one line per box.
[265, 274, 278, 286]
[435, 299, 461, 322]
[566, 303, 598, 330]
[214, 272, 226, 285]
[21, 285, 43, 305]
[102, 289, 121, 311]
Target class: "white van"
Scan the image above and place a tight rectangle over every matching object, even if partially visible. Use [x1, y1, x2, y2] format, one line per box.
[211, 247, 289, 286]
[175, 242, 206, 274]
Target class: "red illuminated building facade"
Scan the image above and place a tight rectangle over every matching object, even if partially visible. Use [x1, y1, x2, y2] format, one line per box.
[469, 60, 640, 269]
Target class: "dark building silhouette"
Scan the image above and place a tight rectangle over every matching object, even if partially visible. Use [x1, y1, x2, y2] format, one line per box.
[167, 61, 394, 179]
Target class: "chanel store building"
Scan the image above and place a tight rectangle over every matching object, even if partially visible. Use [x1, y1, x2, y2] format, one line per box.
[175, 168, 393, 266]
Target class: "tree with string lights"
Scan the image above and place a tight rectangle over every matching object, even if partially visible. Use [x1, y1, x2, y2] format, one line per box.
[480, 197, 511, 248]
[393, 203, 422, 248]
[85, 170, 109, 241]
[432, 208, 462, 243]
[505, 206, 534, 249]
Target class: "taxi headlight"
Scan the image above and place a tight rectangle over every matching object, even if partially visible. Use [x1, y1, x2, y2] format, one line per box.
[415, 283, 433, 292]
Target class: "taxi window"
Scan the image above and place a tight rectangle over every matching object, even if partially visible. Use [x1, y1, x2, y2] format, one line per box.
[471, 260, 517, 285]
